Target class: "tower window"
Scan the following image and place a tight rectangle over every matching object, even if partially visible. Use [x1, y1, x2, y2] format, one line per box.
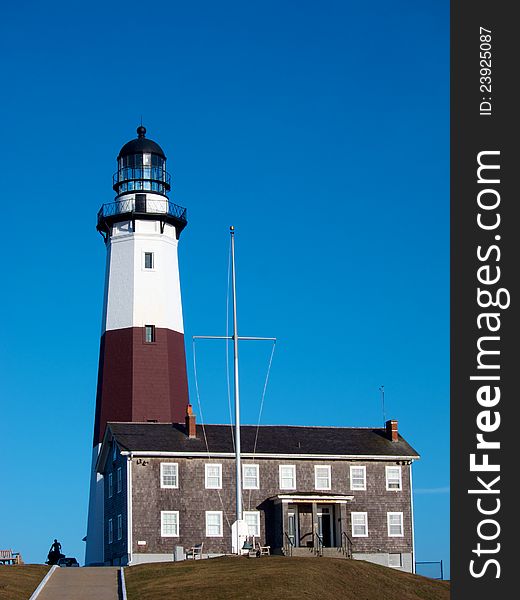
[145, 325, 156, 343]
[144, 252, 154, 269]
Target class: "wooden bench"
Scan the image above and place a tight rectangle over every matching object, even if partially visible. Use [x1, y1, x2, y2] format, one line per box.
[186, 543, 203, 559]
[0, 549, 22, 565]
[257, 542, 271, 556]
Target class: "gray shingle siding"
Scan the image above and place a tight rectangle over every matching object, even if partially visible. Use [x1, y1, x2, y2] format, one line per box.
[103, 442, 128, 565]
[129, 456, 413, 557]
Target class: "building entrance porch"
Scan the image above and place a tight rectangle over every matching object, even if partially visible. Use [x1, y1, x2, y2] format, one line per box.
[287, 503, 336, 548]
[272, 494, 353, 555]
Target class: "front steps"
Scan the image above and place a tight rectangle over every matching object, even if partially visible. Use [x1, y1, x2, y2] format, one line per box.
[285, 546, 349, 558]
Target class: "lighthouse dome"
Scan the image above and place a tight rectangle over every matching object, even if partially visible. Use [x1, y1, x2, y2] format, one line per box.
[117, 126, 166, 160]
[113, 125, 171, 197]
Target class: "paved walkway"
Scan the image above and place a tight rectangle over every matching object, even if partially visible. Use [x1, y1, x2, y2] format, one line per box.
[37, 567, 120, 600]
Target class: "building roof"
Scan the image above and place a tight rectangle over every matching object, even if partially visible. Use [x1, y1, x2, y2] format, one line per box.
[104, 422, 420, 461]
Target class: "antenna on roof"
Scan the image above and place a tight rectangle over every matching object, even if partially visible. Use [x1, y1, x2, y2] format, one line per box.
[379, 386, 386, 426]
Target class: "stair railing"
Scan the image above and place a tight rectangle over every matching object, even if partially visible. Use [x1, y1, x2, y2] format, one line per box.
[314, 532, 324, 557]
[342, 531, 353, 559]
[283, 531, 294, 557]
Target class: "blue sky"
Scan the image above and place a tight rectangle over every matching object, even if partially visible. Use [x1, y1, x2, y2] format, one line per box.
[0, 0, 449, 575]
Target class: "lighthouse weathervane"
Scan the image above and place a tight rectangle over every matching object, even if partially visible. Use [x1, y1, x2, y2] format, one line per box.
[85, 126, 190, 565]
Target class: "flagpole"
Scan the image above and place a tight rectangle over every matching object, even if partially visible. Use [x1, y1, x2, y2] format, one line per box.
[230, 226, 243, 530]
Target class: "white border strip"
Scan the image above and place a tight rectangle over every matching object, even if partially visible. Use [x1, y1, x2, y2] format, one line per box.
[120, 451, 419, 461]
[120, 567, 128, 600]
[29, 565, 58, 600]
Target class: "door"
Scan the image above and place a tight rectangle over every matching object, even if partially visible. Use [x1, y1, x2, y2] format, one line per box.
[317, 505, 334, 547]
[135, 193, 146, 212]
[287, 504, 299, 547]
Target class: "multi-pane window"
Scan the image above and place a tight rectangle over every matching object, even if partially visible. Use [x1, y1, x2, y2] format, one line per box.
[117, 514, 123, 540]
[244, 511, 260, 537]
[145, 325, 156, 343]
[242, 464, 259, 489]
[386, 466, 402, 491]
[387, 512, 404, 537]
[314, 465, 331, 490]
[389, 553, 402, 567]
[108, 473, 113, 498]
[279, 465, 296, 490]
[144, 252, 154, 269]
[205, 464, 222, 489]
[351, 512, 368, 537]
[161, 511, 179, 537]
[205, 511, 223, 537]
[160, 463, 179, 488]
[350, 466, 366, 490]
[108, 519, 113, 544]
[117, 467, 122, 493]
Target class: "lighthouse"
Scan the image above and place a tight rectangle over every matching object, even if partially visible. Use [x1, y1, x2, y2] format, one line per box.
[85, 126, 190, 565]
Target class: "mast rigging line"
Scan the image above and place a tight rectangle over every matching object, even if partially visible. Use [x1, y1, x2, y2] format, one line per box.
[247, 339, 276, 510]
[192, 338, 232, 530]
[193, 335, 277, 514]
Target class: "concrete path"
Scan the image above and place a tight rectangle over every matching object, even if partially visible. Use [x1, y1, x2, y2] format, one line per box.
[37, 567, 120, 600]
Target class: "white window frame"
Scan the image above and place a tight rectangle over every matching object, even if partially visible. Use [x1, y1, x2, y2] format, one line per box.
[350, 465, 367, 490]
[385, 466, 403, 491]
[161, 511, 180, 537]
[205, 464, 222, 489]
[242, 464, 259, 489]
[244, 511, 260, 537]
[279, 465, 296, 490]
[351, 512, 368, 537]
[160, 463, 179, 489]
[108, 473, 113, 498]
[205, 511, 223, 537]
[117, 467, 122, 493]
[108, 519, 113, 544]
[387, 512, 404, 537]
[314, 465, 331, 490]
[117, 514, 123, 540]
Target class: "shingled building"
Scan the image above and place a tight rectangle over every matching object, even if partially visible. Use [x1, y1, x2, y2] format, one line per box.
[97, 413, 419, 571]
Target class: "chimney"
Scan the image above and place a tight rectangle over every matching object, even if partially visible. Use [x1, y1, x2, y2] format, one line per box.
[185, 404, 197, 438]
[385, 419, 398, 442]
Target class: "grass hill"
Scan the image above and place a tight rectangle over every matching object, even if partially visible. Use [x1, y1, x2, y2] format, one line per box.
[124, 556, 450, 600]
[0, 565, 50, 600]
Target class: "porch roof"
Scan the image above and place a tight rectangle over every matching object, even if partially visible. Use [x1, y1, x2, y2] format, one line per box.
[270, 493, 354, 504]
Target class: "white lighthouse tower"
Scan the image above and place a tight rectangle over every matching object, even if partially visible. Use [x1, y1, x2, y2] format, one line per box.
[85, 126, 190, 565]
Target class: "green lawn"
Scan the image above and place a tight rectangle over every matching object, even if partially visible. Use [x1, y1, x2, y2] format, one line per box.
[124, 556, 450, 600]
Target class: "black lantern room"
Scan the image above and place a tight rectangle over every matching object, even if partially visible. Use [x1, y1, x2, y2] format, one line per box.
[97, 126, 187, 241]
[113, 126, 171, 197]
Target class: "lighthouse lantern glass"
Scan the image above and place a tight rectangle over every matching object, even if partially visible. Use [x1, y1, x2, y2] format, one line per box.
[115, 152, 169, 196]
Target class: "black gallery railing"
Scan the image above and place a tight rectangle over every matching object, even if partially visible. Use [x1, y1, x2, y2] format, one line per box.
[97, 198, 187, 224]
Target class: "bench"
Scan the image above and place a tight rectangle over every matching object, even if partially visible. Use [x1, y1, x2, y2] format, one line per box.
[0, 550, 22, 565]
[257, 542, 270, 556]
[186, 543, 203, 559]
